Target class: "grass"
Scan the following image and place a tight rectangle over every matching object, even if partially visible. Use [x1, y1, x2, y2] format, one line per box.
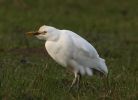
[0, 0, 138, 100]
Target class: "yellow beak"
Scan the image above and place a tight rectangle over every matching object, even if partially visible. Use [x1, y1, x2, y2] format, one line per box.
[26, 31, 41, 37]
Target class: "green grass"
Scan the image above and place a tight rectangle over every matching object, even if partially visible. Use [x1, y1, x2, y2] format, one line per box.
[0, 0, 138, 100]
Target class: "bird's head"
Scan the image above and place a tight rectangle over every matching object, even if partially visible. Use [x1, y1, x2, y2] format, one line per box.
[26, 25, 58, 41]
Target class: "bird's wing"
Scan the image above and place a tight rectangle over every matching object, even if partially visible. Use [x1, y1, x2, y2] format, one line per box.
[67, 30, 107, 73]
[67, 30, 99, 58]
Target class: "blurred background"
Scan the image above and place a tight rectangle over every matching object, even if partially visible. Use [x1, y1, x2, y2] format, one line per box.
[0, 0, 138, 100]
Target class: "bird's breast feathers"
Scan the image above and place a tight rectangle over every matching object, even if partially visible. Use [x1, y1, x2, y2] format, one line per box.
[45, 33, 73, 67]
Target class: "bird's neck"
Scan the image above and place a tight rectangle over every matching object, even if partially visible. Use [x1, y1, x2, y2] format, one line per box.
[47, 30, 60, 42]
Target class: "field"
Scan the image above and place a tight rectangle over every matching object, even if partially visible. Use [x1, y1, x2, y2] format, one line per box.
[0, 0, 138, 100]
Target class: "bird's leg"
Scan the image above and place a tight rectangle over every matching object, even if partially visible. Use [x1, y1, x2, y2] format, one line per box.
[76, 73, 81, 91]
[69, 72, 78, 91]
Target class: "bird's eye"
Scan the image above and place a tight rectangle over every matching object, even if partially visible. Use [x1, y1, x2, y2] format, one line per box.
[43, 31, 47, 33]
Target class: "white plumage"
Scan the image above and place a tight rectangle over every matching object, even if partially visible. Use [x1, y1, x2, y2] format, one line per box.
[27, 25, 108, 88]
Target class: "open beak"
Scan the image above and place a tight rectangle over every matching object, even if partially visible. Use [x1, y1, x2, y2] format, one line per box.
[26, 31, 41, 37]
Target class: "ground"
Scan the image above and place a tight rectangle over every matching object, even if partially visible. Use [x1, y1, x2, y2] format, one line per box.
[0, 0, 138, 100]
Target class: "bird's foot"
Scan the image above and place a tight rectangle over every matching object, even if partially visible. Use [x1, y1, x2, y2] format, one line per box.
[69, 77, 77, 92]
[69, 73, 81, 92]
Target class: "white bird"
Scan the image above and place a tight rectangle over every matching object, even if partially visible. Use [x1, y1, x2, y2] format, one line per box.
[26, 25, 108, 88]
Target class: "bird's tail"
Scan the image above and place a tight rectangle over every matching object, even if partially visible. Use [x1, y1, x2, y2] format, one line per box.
[88, 58, 108, 75]
[75, 56, 108, 76]
[98, 58, 108, 75]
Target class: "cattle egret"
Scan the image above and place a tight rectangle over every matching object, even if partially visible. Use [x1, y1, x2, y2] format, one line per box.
[26, 25, 108, 89]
